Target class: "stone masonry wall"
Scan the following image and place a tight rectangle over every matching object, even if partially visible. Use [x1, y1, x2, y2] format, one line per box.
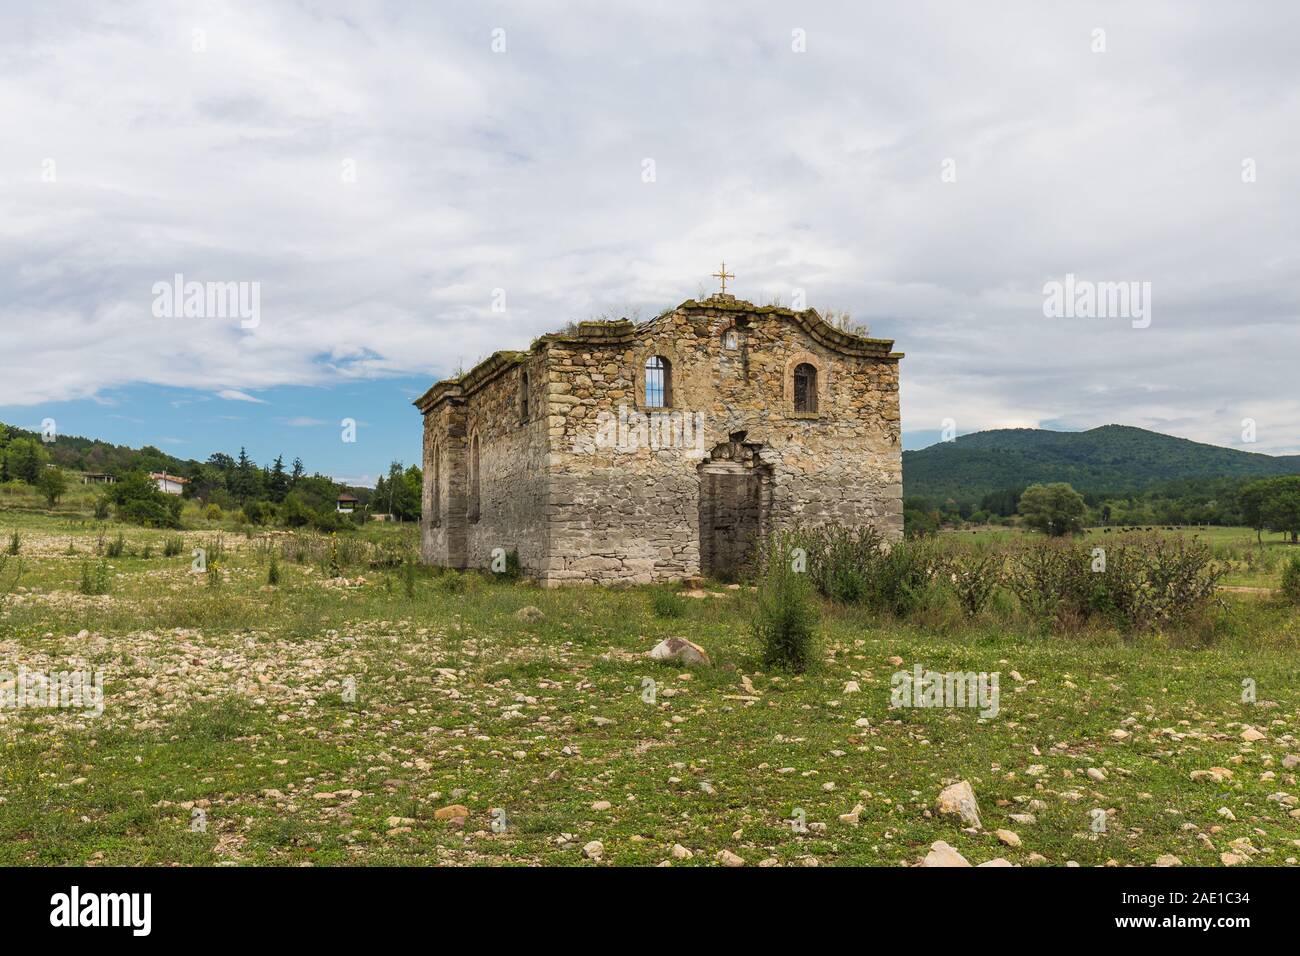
[419, 295, 901, 585]
[420, 355, 549, 574]
[538, 297, 902, 585]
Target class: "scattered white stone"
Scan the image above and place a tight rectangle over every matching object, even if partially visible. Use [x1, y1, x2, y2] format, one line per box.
[843, 680, 860, 694]
[995, 829, 1021, 848]
[514, 606, 544, 622]
[1240, 726, 1266, 742]
[1190, 767, 1234, 783]
[591, 800, 612, 811]
[936, 780, 981, 828]
[1154, 854, 1182, 867]
[716, 849, 745, 867]
[648, 637, 711, 667]
[671, 844, 693, 860]
[582, 840, 604, 860]
[920, 841, 971, 867]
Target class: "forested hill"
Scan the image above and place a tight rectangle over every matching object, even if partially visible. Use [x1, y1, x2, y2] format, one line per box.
[903, 424, 1300, 505]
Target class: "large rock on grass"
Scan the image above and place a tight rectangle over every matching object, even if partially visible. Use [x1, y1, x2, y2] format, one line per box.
[936, 780, 981, 828]
[648, 637, 711, 667]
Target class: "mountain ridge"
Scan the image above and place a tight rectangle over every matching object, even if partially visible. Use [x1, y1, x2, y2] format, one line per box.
[903, 424, 1300, 504]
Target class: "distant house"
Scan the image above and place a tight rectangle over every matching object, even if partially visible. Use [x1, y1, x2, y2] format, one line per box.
[336, 493, 359, 513]
[82, 473, 116, 485]
[149, 472, 189, 495]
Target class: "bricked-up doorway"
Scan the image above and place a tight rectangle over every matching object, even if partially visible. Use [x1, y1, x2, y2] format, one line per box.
[698, 433, 773, 581]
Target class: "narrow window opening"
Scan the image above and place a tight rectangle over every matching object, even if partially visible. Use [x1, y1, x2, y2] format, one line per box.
[469, 435, 481, 522]
[644, 355, 671, 408]
[793, 363, 818, 413]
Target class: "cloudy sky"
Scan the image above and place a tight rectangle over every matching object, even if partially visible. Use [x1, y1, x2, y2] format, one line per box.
[2, 0, 1298, 483]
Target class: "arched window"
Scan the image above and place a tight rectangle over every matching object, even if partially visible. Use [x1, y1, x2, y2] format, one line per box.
[468, 435, 481, 522]
[793, 363, 818, 413]
[644, 355, 671, 408]
[520, 370, 529, 423]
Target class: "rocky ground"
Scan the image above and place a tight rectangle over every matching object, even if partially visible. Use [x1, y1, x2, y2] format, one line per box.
[1, 518, 1299, 866]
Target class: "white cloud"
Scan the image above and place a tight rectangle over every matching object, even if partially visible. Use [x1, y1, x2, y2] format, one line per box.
[216, 389, 267, 404]
[1, 1, 1297, 453]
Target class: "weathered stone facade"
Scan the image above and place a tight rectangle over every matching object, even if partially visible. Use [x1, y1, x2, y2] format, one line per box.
[413, 293, 902, 585]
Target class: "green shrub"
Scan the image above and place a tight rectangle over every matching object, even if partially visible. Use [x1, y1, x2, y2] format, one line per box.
[6, 530, 19, 556]
[110, 472, 182, 528]
[796, 524, 882, 604]
[650, 586, 687, 619]
[93, 496, 111, 520]
[79, 559, 111, 595]
[1279, 554, 1300, 604]
[752, 531, 820, 672]
[162, 535, 184, 557]
[1008, 539, 1093, 624]
[436, 572, 468, 595]
[105, 533, 126, 558]
[267, 554, 281, 586]
[866, 540, 942, 616]
[944, 547, 1003, 617]
[205, 503, 223, 522]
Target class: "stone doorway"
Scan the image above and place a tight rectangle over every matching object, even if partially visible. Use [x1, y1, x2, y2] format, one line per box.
[697, 432, 772, 581]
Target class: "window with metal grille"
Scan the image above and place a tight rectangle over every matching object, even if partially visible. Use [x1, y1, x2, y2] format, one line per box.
[644, 355, 670, 407]
[793, 363, 817, 413]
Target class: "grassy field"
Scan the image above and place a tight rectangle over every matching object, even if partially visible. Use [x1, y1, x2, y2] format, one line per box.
[2, 484, 1299, 867]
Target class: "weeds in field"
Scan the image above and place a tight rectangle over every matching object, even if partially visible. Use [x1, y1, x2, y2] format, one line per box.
[200, 535, 226, 565]
[1281, 554, 1300, 604]
[650, 585, 687, 618]
[6, 530, 19, 556]
[267, 554, 281, 586]
[105, 533, 126, 558]
[944, 546, 1002, 617]
[162, 535, 184, 557]
[0, 553, 22, 596]
[752, 531, 820, 672]
[79, 559, 110, 596]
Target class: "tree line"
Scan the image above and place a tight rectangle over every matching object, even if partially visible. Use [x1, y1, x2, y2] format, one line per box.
[0, 422, 420, 530]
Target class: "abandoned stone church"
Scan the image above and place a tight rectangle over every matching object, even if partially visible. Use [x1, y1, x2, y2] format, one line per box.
[414, 288, 903, 585]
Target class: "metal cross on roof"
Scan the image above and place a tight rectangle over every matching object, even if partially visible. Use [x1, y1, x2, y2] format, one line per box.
[711, 262, 734, 295]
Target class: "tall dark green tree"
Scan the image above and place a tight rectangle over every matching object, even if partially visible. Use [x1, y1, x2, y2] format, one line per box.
[268, 455, 289, 502]
[229, 447, 262, 503]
